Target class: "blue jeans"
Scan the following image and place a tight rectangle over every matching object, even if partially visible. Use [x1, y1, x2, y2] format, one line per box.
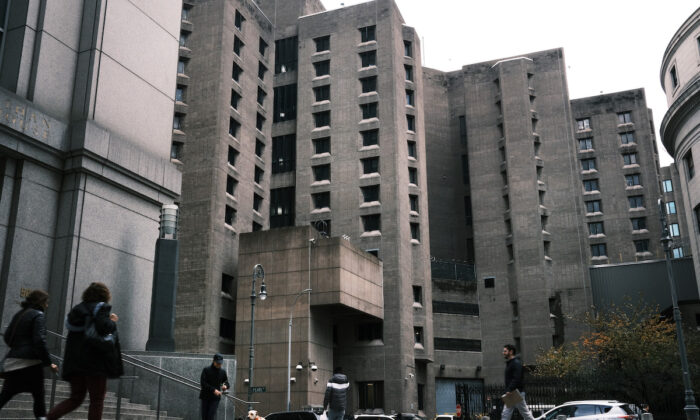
[501, 391, 535, 420]
[328, 408, 345, 420]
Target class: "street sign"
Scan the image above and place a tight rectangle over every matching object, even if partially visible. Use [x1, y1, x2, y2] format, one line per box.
[251, 386, 266, 393]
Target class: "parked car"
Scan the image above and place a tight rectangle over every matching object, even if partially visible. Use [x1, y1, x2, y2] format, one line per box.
[354, 414, 396, 420]
[435, 414, 459, 420]
[267, 411, 321, 420]
[535, 400, 637, 420]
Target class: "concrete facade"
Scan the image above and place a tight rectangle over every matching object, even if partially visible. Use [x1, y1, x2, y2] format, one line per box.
[660, 7, 700, 294]
[0, 0, 181, 350]
[660, 164, 692, 258]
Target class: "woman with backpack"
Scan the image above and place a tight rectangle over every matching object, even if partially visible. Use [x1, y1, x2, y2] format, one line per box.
[0, 289, 59, 420]
[47, 282, 123, 420]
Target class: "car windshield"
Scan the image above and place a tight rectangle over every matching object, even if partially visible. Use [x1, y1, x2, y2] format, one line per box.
[267, 412, 318, 420]
[620, 405, 635, 415]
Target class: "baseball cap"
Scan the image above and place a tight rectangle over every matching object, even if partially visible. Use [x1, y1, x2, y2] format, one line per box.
[213, 353, 224, 362]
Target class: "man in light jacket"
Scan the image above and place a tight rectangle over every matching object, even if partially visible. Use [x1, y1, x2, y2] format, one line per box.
[323, 367, 349, 420]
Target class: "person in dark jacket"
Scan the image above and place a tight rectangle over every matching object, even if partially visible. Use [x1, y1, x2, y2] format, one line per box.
[47, 282, 123, 420]
[200, 353, 230, 420]
[0, 290, 58, 419]
[501, 344, 535, 420]
[323, 367, 349, 420]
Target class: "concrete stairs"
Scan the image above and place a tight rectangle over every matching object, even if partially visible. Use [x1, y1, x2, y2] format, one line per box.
[0, 379, 183, 419]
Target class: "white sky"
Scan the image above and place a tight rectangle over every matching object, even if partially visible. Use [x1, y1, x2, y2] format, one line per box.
[322, 0, 700, 166]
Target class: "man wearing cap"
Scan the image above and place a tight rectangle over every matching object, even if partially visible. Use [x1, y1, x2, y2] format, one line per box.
[200, 353, 230, 420]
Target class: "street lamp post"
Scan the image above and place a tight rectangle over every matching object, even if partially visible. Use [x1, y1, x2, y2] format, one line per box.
[287, 288, 312, 411]
[658, 199, 699, 420]
[248, 264, 267, 411]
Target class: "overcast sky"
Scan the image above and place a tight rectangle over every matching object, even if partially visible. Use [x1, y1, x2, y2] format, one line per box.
[322, 0, 699, 166]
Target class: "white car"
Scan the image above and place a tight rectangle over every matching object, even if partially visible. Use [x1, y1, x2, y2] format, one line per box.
[536, 400, 637, 420]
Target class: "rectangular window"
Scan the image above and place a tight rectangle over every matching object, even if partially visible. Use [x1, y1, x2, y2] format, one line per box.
[631, 217, 647, 230]
[362, 214, 381, 232]
[405, 65, 413, 81]
[464, 196, 473, 226]
[259, 38, 268, 56]
[663, 179, 673, 192]
[171, 142, 183, 160]
[578, 138, 593, 150]
[673, 247, 685, 258]
[357, 323, 382, 341]
[434, 338, 482, 352]
[362, 129, 379, 147]
[315, 35, 330, 52]
[182, 6, 190, 21]
[273, 84, 297, 122]
[583, 179, 599, 192]
[177, 60, 186, 74]
[361, 76, 377, 93]
[270, 187, 295, 228]
[313, 164, 331, 182]
[459, 116, 467, 146]
[685, 150, 695, 179]
[410, 223, 420, 241]
[623, 153, 638, 165]
[256, 113, 265, 131]
[591, 243, 607, 257]
[576, 118, 590, 130]
[220, 318, 234, 339]
[581, 158, 596, 171]
[620, 132, 636, 144]
[252, 221, 262, 231]
[588, 222, 604, 235]
[313, 137, 330, 155]
[407, 115, 415, 131]
[414, 326, 423, 344]
[221, 273, 234, 295]
[409, 194, 419, 212]
[412, 286, 422, 304]
[179, 32, 189, 47]
[313, 85, 330, 102]
[670, 66, 679, 89]
[233, 36, 244, 56]
[234, 10, 245, 30]
[253, 193, 263, 212]
[231, 90, 241, 109]
[461, 155, 470, 184]
[360, 51, 377, 68]
[313, 111, 331, 128]
[361, 102, 378, 119]
[406, 90, 415, 106]
[670, 223, 680, 237]
[272, 134, 296, 173]
[257, 87, 266, 106]
[312, 192, 330, 209]
[586, 200, 602, 213]
[314, 60, 330, 77]
[359, 25, 376, 42]
[409, 167, 418, 185]
[173, 115, 183, 130]
[258, 62, 267, 80]
[628, 195, 644, 209]
[408, 141, 417, 158]
[175, 86, 185, 102]
[667, 201, 677, 214]
[625, 174, 641, 187]
[226, 175, 237, 196]
[275, 36, 298, 73]
[225, 205, 236, 226]
[362, 157, 379, 174]
[255, 140, 265, 158]
[228, 146, 239, 166]
[232, 62, 242, 82]
[358, 382, 384, 410]
[229, 118, 240, 137]
[634, 239, 650, 253]
[404, 40, 413, 57]
[618, 111, 632, 124]
[361, 185, 380, 203]
[254, 166, 264, 184]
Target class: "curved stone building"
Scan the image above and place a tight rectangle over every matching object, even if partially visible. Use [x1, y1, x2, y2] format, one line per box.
[660, 7, 700, 291]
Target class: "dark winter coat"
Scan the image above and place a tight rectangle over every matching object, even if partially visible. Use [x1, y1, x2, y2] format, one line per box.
[61, 301, 123, 380]
[3, 308, 52, 366]
[504, 356, 525, 392]
[199, 364, 230, 400]
[323, 373, 349, 412]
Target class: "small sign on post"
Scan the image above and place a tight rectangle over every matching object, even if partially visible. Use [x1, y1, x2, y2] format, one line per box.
[250, 386, 266, 393]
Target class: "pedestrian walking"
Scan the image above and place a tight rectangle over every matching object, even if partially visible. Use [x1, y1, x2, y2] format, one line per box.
[323, 367, 349, 420]
[47, 282, 123, 420]
[501, 344, 535, 420]
[200, 353, 230, 420]
[0, 290, 59, 420]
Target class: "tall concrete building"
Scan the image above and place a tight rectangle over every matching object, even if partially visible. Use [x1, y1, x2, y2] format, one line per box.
[660, 164, 692, 258]
[660, 7, 700, 292]
[0, 0, 181, 349]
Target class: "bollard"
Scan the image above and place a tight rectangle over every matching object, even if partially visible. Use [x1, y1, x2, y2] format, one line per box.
[641, 413, 653, 420]
[556, 415, 567, 420]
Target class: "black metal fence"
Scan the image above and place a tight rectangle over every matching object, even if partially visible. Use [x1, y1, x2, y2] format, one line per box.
[431, 258, 475, 282]
[456, 378, 687, 420]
